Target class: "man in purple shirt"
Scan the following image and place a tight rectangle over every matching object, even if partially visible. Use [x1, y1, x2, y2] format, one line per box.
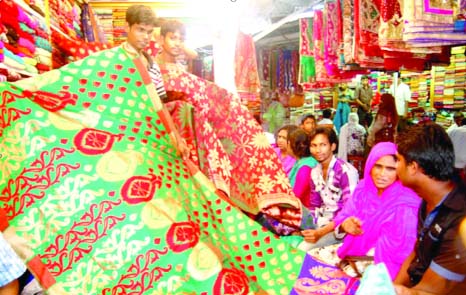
[299, 126, 359, 250]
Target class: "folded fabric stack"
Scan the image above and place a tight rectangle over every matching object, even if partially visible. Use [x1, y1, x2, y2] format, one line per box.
[402, 0, 466, 47]
[0, 0, 55, 76]
[51, 29, 112, 64]
[26, 0, 45, 17]
[49, 0, 81, 40]
[71, 2, 83, 39]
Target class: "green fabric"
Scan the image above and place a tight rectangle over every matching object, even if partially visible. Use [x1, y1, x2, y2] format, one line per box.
[0, 47, 307, 294]
[300, 55, 316, 82]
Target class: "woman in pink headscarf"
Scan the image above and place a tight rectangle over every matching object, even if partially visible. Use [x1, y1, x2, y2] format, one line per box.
[333, 142, 421, 280]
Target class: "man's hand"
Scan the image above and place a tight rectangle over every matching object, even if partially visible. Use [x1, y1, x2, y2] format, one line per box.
[341, 217, 363, 235]
[394, 284, 413, 295]
[175, 135, 190, 160]
[301, 229, 323, 243]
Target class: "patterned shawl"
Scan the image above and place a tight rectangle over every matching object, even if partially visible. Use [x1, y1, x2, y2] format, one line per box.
[0, 47, 359, 294]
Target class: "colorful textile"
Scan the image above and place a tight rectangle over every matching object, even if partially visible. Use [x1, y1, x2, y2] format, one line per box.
[160, 63, 303, 221]
[334, 88, 353, 133]
[275, 49, 299, 91]
[81, 3, 95, 42]
[0, 46, 359, 294]
[51, 31, 112, 63]
[333, 142, 421, 279]
[342, 0, 355, 64]
[313, 10, 328, 83]
[323, 0, 342, 77]
[234, 32, 261, 102]
[291, 254, 360, 294]
[334, 102, 351, 134]
[402, 0, 466, 46]
[299, 18, 316, 86]
[356, 0, 384, 68]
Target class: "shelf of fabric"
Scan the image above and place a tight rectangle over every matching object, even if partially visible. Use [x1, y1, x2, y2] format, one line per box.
[15, 0, 72, 41]
[92, 8, 114, 44]
[0, 62, 34, 77]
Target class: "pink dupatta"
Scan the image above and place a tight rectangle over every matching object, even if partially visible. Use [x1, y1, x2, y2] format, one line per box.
[333, 142, 421, 279]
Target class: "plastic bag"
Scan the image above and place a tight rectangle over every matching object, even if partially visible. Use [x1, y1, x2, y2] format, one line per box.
[355, 263, 396, 295]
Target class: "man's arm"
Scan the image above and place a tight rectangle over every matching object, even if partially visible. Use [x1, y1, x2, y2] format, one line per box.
[394, 268, 461, 295]
[0, 279, 19, 295]
[183, 45, 198, 60]
[394, 250, 415, 285]
[301, 221, 335, 243]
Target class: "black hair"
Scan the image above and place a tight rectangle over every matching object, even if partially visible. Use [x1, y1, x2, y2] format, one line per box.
[160, 19, 186, 39]
[288, 129, 311, 159]
[310, 126, 338, 151]
[301, 114, 316, 125]
[126, 5, 157, 26]
[322, 108, 332, 119]
[396, 122, 455, 181]
[275, 124, 299, 140]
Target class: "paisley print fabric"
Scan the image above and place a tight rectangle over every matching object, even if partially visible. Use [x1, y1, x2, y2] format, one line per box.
[0, 47, 360, 294]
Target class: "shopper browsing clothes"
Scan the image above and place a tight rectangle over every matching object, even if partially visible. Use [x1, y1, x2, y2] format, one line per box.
[354, 75, 373, 128]
[367, 93, 399, 148]
[389, 76, 411, 131]
[334, 83, 353, 134]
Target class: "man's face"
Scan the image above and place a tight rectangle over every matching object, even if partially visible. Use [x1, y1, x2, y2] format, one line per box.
[310, 133, 335, 164]
[362, 78, 369, 87]
[454, 114, 464, 126]
[396, 153, 411, 187]
[161, 31, 184, 58]
[301, 118, 316, 134]
[126, 23, 154, 51]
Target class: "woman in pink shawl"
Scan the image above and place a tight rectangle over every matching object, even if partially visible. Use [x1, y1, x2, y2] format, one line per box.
[333, 142, 420, 280]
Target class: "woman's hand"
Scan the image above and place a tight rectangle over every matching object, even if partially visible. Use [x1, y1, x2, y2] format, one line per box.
[341, 217, 363, 235]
